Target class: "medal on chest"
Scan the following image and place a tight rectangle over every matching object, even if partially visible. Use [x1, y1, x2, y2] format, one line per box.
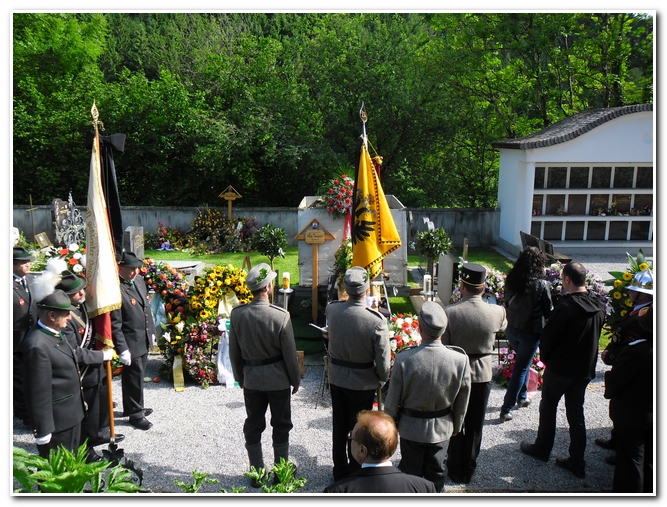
[19, 298, 26, 306]
[131, 298, 137, 306]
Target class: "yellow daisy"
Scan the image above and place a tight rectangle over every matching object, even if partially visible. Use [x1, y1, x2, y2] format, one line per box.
[625, 299, 633, 307]
[613, 280, 623, 288]
[613, 292, 622, 300]
[638, 263, 649, 271]
[622, 272, 633, 281]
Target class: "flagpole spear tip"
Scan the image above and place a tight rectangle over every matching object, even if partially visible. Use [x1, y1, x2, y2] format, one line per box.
[90, 101, 104, 131]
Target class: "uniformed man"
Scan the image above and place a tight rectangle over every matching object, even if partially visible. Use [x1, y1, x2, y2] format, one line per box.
[21, 290, 86, 458]
[229, 262, 301, 487]
[384, 301, 471, 492]
[56, 271, 122, 462]
[324, 266, 391, 481]
[443, 263, 507, 484]
[111, 251, 156, 431]
[13, 246, 37, 425]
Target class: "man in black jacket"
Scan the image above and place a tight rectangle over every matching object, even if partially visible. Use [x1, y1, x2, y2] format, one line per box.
[111, 252, 156, 431]
[520, 262, 606, 479]
[323, 410, 436, 494]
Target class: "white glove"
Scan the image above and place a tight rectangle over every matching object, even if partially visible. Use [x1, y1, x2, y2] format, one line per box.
[35, 433, 52, 445]
[119, 350, 132, 366]
[151, 333, 156, 347]
[102, 349, 115, 361]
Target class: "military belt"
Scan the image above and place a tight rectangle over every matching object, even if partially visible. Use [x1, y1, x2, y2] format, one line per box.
[245, 355, 283, 367]
[401, 406, 452, 418]
[329, 357, 374, 369]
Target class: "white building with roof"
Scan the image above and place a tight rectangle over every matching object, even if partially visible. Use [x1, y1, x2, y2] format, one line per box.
[493, 104, 653, 256]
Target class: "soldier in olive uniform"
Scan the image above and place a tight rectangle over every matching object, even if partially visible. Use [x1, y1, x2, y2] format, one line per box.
[13, 247, 37, 424]
[111, 252, 156, 431]
[229, 263, 301, 487]
[384, 301, 471, 492]
[57, 271, 121, 462]
[443, 263, 507, 484]
[325, 266, 391, 481]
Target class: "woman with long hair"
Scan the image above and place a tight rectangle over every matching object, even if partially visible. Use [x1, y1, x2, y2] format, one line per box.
[499, 246, 553, 422]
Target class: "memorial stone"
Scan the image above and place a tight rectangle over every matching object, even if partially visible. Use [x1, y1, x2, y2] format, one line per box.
[124, 226, 144, 260]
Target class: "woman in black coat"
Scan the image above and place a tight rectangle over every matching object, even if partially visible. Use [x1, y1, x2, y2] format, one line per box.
[499, 246, 553, 422]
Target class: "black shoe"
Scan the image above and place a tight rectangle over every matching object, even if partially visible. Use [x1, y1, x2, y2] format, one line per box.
[91, 433, 126, 446]
[516, 398, 532, 408]
[111, 433, 126, 443]
[604, 454, 616, 466]
[250, 471, 267, 488]
[462, 474, 472, 484]
[143, 408, 153, 417]
[86, 451, 104, 463]
[129, 417, 153, 430]
[555, 457, 586, 478]
[520, 441, 549, 462]
[448, 471, 463, 483]
[594, 437, 616, 450]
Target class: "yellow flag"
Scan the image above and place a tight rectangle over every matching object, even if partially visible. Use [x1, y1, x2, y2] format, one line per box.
[352, 144, 402, 281]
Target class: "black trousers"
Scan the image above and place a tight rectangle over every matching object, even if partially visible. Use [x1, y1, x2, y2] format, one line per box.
[613, 424, 653, 493]
[243, 388, 293, 446]
[81, 368, 110, 447]
[447, 381, 492, 479]
[121, 353, 148, 418]
[14, 353, 29, 420]
[399, 437, 448, 492]
[37, 422, 82, 459]
[330, 383, 375, 481]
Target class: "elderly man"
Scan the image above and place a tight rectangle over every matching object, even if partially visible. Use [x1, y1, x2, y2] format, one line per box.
[111, 251, 156, 431]
[323, 410, 437, 493]
[443, 263, 507, 484]
[229, 262, 301, 487]
[325, 266, 391, 481]
[520, 262, 606, 479]
[21, 290, 86, 458]
[56, 271, 120, 462]
[384, 301, 471, 492]
[13, 247, 37, 425]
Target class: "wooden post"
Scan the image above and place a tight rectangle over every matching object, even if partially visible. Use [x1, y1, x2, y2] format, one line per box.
[295, 219, 335, 322]
[26, 195, 39, 242]
[218, 185, 242, 221]
[462, 238, 469, 263]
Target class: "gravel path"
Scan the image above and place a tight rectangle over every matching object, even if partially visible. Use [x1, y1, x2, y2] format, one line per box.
[13, 352, 617, 495]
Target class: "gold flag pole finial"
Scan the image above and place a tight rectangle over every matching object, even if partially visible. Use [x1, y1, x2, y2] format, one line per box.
[359, 101, 368, 149]
[90, 101, 104, 131]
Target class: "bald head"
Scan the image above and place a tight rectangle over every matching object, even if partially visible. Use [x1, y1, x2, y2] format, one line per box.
[355, 410, 399, 462]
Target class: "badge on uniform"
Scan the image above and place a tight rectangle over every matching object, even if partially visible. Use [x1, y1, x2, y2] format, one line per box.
[19, 299, 26, 306]
[131, 298, 137, 306]
[78, 327, 85, 335]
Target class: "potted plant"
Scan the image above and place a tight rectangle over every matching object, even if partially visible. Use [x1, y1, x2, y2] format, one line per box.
[249, 224, 288, 272]
[414, 227, 453, 279]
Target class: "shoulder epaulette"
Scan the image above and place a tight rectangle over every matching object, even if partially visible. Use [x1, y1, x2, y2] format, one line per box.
[269, 304, 288, 314]
[365, 307, 385, 319]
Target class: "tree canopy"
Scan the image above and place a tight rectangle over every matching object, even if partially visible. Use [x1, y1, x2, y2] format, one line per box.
[13, 12, 653, 208]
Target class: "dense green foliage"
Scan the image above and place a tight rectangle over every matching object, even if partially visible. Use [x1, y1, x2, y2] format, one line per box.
[13, 13, 653, 208]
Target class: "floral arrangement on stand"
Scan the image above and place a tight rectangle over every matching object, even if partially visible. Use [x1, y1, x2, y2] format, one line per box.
[322, 174, 354, 219]
[31, 241, 87, 274]
[388, 313, 421, 369]
[181, 319, 222, 389]
[603, 249, 652, 328]
[189, 264, 252, 318]
[141, 258, 189, 323]
[494, 347, 546, 390]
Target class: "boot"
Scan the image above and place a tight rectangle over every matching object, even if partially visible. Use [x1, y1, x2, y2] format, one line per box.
[246, 442, 265, 488]
[272, 442, 290, 484]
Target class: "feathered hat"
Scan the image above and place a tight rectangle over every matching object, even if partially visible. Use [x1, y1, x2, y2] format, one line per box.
[31, 257, 68, 304]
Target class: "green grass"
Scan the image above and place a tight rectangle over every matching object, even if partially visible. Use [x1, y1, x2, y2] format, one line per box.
[146, 246, 301, 284]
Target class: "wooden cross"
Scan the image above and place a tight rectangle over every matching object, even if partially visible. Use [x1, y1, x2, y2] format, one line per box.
[218, 185, 242, 221]
[25, 194, 39, 241]
[295, 219, 335, 322]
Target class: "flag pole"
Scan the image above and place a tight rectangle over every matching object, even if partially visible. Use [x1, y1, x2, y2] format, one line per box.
[359, 101, 368, 149]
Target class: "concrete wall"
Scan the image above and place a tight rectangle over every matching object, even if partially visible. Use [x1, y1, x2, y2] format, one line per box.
[13, 205, 500, 252]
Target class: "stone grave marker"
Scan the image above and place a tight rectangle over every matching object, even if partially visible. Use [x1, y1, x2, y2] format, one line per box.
[124, 226, 144, 260]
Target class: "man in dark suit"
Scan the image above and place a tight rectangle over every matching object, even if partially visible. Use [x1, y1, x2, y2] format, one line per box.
[21, 290, 86, 458]
[111, 251, 156, 431]
[13, 246, 37, 424]
[443, 263, 508, 484]
[323, 410, 437, 493]
[229, 262, 301, 487]
[325, 266, 391, 481]
[384, 301, 471, 492]
[56, 271, 121, 461]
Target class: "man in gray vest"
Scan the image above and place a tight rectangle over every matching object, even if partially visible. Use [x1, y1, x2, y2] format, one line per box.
[443, 263, 507, 484]
[325, 266, 391, 481]
[384, 301, 471, 491]
[229, 263, 301, 487]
